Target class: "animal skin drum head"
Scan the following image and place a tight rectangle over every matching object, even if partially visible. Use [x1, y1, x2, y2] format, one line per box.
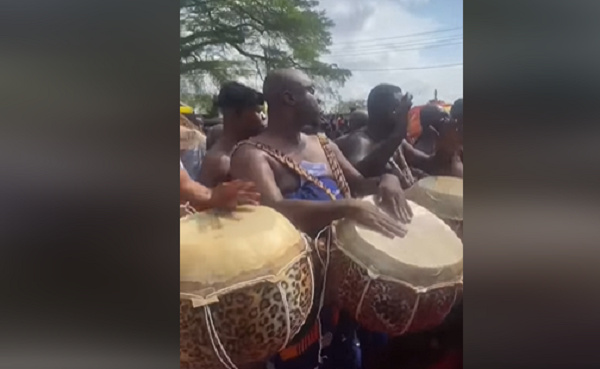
[405, 176, 463, 221]
[335, 197, 462, 287]
[180, 205, 306, 301]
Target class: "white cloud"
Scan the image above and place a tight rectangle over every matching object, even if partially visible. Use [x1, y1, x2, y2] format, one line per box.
[318, 0, 463, 105]
[182, 0, 462, 110]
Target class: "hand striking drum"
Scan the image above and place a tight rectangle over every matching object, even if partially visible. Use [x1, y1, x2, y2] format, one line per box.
[331, 196, 463, 336]
[180, 205, 315, 369]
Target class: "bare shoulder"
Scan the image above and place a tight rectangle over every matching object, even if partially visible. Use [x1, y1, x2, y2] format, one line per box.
[229, 141, 270, 177]
[230, 141, 265, 162]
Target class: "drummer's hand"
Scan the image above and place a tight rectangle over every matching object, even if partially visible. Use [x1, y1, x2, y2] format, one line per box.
[209, 180, 261, 210]
[377, 174, 413, 223]
[346, 199, 407, 239]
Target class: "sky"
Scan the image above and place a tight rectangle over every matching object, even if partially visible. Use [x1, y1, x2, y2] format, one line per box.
[317, 0, 463, 105]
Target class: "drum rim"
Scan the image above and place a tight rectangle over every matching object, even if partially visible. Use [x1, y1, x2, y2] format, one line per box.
[406, 176, 463, 221]
[180, 208, 313, 306]
[332, 198, 463, 287]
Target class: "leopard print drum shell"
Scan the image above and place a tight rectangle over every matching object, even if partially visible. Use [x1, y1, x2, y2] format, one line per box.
[332, 197, 463, 337]
[180, 206, 315, 369]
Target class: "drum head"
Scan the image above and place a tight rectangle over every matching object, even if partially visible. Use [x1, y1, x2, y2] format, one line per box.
[335, 198, 462, 287]
[406, 176, 463, 221]
[180, 206, 305, 298]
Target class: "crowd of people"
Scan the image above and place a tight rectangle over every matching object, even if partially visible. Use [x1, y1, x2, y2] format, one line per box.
[180, 68, 463, 369]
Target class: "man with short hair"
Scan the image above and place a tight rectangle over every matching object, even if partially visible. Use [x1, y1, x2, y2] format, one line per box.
[199, 82, 265, 187]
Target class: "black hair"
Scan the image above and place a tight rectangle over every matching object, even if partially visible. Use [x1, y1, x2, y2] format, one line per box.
[420, 104, 446, 128]
[217, 82, 264, 112]
[450, 98, 463, 119]
[367, 84, 402, 118]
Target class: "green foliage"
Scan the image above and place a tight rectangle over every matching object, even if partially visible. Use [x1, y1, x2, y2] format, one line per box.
[180, 0, 351, 92]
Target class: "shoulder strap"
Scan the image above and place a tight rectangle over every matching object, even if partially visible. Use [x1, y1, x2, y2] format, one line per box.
[317, 133, 351, 199]
[233, 139, 338, 201]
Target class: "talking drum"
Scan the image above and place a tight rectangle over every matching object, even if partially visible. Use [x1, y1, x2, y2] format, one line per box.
[405, 176, 463, 239]
[332, 197, 463, 336]
[180, 206, 315, 369]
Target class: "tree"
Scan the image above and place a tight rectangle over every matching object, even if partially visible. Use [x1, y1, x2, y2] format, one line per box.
[180, 0, 351, 90]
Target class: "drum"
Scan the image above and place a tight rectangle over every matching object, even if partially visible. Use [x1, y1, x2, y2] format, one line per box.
[180, 206, 316, 369]
[405, 176, 463, 239]
[332, 197, 463, 336]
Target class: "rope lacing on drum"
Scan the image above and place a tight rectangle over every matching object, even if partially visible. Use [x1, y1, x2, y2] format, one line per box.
[199, 234, 315, 369]
[398, 293, 421, 336]
[204, 306, 238, 369]
[354, 279, 372, 322]
[277, 282, 292, 352]
[313, 227, 332, 368]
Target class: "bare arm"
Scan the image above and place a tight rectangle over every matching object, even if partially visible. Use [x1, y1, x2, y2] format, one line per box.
[230, 145, 353, 236]
[180, 168, 214, 211]
[401, 140, 433, 170]
[337, 133, 404, 178]
[328, 141, 381, 197]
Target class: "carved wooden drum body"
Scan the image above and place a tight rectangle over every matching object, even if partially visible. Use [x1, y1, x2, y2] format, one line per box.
[180, 206, 315, 369]
[333, 197, 463, 337]
[406, 176, 463, 239]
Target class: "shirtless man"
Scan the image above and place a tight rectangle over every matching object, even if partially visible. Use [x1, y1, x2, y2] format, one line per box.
[229, 69, 411, 369]
[336, 84, 462, 187]
[198, 82, 265, 187]
[230, 70, 411, 236]
[335, 84, 416, 186]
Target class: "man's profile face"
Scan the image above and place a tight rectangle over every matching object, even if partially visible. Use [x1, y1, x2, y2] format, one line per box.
[240, 105, 265, 136]
[294, 74, 321, 125]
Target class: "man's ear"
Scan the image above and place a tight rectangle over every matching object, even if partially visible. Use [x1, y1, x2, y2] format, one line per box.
[282, 91, 295, 106]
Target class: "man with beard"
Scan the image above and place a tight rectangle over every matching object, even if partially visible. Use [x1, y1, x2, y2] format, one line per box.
[230, 68, 411, 369]
[198, 82, 265, 187]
